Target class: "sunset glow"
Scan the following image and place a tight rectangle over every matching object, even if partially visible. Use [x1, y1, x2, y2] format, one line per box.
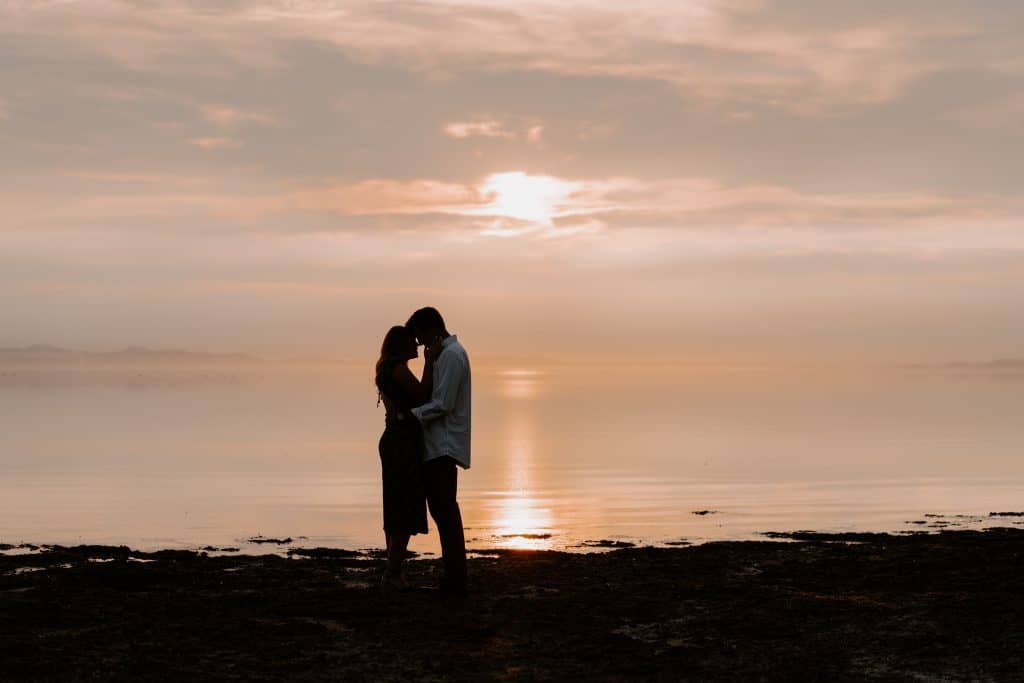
[0, 1, 1020, 364]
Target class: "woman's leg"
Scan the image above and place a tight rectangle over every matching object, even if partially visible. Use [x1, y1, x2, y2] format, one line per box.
[387, 531, 410, 574]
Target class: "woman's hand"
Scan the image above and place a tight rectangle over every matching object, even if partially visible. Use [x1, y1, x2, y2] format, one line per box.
[424, 338, 443, 363]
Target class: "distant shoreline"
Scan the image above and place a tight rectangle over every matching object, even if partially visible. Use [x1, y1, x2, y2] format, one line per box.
[4, 344, 1024, 375]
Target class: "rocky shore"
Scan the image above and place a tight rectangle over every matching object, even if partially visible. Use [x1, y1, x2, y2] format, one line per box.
[2, 529, 1022, 681]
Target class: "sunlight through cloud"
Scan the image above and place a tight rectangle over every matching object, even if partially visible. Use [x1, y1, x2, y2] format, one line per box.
[474, 172, 581, 227]
[443, 119, 513, 139]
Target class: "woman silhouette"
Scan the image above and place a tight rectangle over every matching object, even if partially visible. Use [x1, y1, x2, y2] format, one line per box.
[374, 325, 439, 590]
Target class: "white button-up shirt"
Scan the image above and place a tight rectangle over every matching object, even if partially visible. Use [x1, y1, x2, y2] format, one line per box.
[411, 335, 472, 469]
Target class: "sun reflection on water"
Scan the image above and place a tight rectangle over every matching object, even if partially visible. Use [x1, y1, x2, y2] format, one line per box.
[493, 492, 554, 550]
[499, 369, 543, 400]
[488, 399, 556, 550]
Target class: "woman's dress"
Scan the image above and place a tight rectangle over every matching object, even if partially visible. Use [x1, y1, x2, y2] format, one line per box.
[376, 357, 429, 535]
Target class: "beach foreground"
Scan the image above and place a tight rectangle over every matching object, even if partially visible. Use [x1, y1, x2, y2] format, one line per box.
[2, 529, 1022, 681]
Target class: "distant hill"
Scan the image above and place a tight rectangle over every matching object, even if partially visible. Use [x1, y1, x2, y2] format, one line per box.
[946, 358, 1024, 370]
[0, 345, 259, 367]
[904, 358, 1024, 371]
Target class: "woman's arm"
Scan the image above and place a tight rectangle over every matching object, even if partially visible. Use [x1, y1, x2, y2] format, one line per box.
[391, 354, 435, 406]
[418, 352, 435, 404]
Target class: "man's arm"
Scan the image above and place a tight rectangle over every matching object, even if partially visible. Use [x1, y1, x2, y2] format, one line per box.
[411, 351, 463, 424]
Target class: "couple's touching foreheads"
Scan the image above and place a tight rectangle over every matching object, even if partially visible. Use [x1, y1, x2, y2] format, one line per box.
[374, 307, 471, 596]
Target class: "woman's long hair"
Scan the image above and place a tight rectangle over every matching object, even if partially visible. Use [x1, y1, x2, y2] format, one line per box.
[375, 325, 413, 392]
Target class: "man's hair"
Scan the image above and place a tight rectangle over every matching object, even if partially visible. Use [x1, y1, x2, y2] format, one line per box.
[406, 306, 446, 331]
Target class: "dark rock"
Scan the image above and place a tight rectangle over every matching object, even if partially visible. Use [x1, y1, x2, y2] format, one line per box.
[286, 548, 365, 559]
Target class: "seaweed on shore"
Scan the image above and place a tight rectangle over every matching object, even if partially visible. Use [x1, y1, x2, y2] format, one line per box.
[246, 536, 293, 544]
[572, 539, 636, 548]
[286, 548, 365, 559]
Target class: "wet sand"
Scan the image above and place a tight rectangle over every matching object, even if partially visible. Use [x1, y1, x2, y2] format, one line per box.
[2, 529, 1022, 681]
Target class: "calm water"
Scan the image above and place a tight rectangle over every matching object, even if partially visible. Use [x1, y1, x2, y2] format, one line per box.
[2, 364, 1023, 553]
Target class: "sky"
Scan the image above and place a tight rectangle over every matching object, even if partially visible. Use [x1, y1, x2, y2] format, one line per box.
[1, 0, 1022, 365]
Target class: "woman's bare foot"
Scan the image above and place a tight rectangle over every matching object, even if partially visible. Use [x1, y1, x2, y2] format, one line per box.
[381, 568, 410, 592]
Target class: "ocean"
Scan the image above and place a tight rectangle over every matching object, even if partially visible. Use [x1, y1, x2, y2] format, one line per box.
[2, 363, 1022, 553]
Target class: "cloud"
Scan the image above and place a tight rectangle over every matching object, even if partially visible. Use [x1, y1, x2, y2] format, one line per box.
[3, 0, 1022, 201]
[1, 3, 1020, 239]
[566, 178, 996, 228]
[443, 119, 513, 139]
[285, 179, 486, 215]
[236, 3, 1019, 113]
[5, 1, 1019, 114]
[443, 119, 544, 144]
[200, 105, 278, 127]
[60, 170, 210, 188]
[945, 93, 1024, 130]
[9, 169, 1020, 241]
[231, 172, 1024, 241]
[188, 137, 242, 150]
[274, 172, 599, 234]
[0, 99, 7, 121]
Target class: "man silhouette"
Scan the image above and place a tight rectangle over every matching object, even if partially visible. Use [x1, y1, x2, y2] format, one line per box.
[406, 307, 471, 595]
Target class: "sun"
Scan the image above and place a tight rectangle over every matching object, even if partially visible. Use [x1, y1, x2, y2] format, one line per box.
[477, 171, 577, 226]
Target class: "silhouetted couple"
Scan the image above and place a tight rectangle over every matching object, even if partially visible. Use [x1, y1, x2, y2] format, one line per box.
[374, 307, 471, 596]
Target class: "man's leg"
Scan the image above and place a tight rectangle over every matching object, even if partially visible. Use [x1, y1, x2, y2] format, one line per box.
[424, 456, 467, 585]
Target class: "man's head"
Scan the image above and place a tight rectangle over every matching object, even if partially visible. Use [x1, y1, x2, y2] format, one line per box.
[406, 307, 447, 347]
